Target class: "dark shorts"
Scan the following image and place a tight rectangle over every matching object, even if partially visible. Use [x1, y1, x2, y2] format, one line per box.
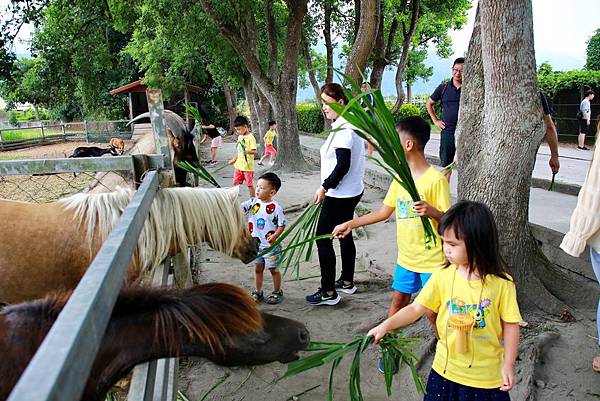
[424, 369, 510, 401]
[578, 118, 589, 134]
[439, 129, 456, 167]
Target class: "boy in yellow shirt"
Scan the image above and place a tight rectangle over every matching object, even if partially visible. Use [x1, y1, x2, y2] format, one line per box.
[228, 116, 258, 197]
[333, 116, 450, 316]
[258, 120, 278, 166]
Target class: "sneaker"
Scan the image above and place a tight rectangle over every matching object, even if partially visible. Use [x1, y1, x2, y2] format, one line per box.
[335, 279, 357, 294]
[209, 160, 218, 165]
[577, 146, 590, 151]
[251, 290, 264, 302]
[257, 161, 264, 166]
[377, 354, 399, 375]
[204, 159, 213, 164]
[306, 288, 340, 305]
[265, 289, 284, 304]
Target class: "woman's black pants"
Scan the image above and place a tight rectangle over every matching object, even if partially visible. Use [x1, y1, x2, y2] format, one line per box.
[316, 193, 362, 292]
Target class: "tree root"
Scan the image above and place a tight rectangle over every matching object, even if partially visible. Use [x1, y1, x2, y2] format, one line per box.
[514, 331, 560, 401]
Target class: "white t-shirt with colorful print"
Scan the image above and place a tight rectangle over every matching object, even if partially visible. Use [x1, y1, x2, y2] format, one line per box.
[241, 198, 286, 249]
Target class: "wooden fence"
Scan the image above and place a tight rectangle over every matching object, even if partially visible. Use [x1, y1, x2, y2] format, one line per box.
[4, 90, 187, 401]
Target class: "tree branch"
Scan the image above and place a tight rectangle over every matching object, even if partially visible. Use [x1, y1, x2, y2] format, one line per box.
[265, 0, 278, 82]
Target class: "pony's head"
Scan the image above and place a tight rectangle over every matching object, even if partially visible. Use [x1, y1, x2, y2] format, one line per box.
[0, 283, 310, 401]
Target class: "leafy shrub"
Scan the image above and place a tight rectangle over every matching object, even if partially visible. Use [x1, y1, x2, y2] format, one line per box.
[8, 112, 19, 127]
[296, 103, 324, 133]
[395, 103, 421, 120]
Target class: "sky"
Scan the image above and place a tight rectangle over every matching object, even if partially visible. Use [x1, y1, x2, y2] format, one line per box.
[2, 0, 599, 100]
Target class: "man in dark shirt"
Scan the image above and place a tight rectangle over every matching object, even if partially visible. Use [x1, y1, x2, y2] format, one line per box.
[426, 57, 464, 179]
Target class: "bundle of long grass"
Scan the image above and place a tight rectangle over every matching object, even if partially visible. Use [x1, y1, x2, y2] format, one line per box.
[327, 78, 437, 247]
[258, 202, 331, 278]
[177, 161, 223, 188]
[279, 332, 425, 400]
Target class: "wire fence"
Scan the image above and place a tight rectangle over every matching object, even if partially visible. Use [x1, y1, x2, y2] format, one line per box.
[0, 156, 139, 203]
[0, 170, 134, 203]
[0, 120, 133, 151]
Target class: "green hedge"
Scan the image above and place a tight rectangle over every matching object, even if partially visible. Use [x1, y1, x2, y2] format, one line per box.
[297, 103, 324, 133]
[538, 67, 600, 97]
[296, 101, 432, 134]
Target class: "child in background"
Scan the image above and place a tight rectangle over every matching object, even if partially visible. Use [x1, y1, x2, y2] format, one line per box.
[198, 122, 221, 165]
[367, 201, 521, 400]
[258, 120, 278, 166]
[242, 172, 287, 304]
[229, 116, 257, 197]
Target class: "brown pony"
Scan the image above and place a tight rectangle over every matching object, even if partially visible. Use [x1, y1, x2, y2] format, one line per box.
[0, 186, 257, 304]
[0, 283, 310, 401]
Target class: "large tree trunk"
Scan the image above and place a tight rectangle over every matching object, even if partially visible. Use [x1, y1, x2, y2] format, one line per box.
[369, 5, 399, 89]
[390, 0, 420, 114]
[255, 84, 272, 153]
[243, 81, 259, 136]
[223, 83, 237, 135]
[456, 1, 595, 312]
[199, 0, 308, 170]
[406, 82, 412, 103]
[344, 0, 380, 85]
[323, 0, 334, 84]
[301, 34, 322, 101]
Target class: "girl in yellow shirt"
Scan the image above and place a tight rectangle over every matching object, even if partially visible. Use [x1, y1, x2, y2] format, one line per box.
[368, 201, 521, 400]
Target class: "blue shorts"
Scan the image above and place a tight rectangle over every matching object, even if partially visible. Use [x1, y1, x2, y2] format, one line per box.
[255, 245, 282, 270]
[392, 264, 432, 294]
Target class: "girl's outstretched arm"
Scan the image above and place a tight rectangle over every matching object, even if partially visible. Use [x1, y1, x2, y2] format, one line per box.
[499, 321, 519, 391]
[367, 302, 428, 344]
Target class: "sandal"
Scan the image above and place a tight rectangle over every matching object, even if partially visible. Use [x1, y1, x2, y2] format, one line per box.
[265, 289, 284, 304]
[251, 290, 264, 302]
[593, 355, 600, 372]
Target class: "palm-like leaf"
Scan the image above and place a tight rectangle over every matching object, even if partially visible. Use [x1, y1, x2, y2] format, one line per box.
[326, 77, 437, 247]
[279, 332, 425, 400]
[177, 161, 222, 188]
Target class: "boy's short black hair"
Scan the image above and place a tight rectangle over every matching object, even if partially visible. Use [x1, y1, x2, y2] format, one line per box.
[233, 115, 249, 127]
[395, 116, 430, 151]
[268, 120, 277, 127]
[585, 89, 595, 97]
[258, 172, 281, 191]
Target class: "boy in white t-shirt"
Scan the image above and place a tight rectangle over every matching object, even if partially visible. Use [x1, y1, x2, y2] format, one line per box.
[241, 172, 287, 304]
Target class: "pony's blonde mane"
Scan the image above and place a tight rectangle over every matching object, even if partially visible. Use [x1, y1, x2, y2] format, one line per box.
[59, 186, 246, 275]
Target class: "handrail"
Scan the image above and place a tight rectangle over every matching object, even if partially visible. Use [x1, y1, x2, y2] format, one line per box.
[7, 170, 160, 401]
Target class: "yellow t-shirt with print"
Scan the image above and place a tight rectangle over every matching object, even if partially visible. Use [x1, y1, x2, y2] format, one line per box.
[234, 133, 257, 172]
[264, 129, 277, 146]
[415, 266, 522, 389]
[383, 166, 450, 273]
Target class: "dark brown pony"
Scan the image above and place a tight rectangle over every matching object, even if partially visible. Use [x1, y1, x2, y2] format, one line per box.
[0, 283, 309, 401]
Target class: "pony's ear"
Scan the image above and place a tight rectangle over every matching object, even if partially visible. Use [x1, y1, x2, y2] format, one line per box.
[226, 186, 240, 202]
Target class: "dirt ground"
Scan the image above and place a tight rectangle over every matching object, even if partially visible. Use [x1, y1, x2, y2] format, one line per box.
[175, 141, 600, 401]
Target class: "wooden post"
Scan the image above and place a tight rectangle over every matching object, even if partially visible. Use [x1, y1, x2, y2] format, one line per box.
[61, 122, 66, 140]
[40, 124, 45, 142]
[145, 88, 174, 187]
[128, 93, 134, 121]
[84, 120, 89, 142]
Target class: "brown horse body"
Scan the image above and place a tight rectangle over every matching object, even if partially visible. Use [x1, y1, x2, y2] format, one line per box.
[0, 186, 257, 304]
[0, 283, 310, 401]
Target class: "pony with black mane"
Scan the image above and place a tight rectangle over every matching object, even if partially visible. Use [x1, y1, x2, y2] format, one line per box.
[0, 186, 257, 303]
[0, 283, 309, 401]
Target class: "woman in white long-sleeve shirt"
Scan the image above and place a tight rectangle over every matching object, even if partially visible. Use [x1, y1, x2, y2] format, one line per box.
[306, 83, 366, 306]
[560, 119, 600, 372]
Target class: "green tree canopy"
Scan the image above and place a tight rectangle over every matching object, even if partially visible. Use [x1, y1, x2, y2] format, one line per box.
[585, 28, 600, 71]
